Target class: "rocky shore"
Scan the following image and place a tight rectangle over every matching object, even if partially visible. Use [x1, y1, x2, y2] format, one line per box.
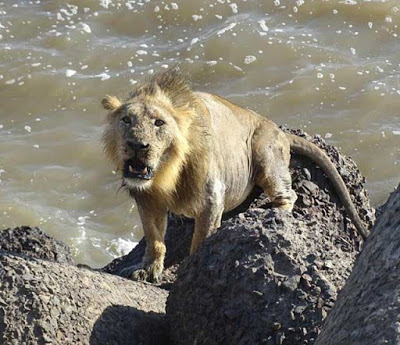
[1, 131, 398, 345]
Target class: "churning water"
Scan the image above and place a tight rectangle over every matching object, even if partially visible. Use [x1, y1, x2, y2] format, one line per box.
[0, 0, 399, 267]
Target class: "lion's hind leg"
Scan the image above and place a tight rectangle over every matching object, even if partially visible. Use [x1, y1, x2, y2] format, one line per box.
[264, 174, 297, 211]
[253, 126, 297, 211]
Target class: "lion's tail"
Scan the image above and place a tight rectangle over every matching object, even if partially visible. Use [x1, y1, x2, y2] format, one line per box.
[287, 133, 369, 240]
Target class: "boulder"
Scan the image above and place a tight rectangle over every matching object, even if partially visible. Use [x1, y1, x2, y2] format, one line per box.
[0, 226, 74, 264]
[166, 130, 375, 345]
[0, 253, 169, 345]
[315, 184, 400, 345]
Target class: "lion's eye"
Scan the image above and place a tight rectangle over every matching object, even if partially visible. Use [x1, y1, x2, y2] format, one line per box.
[155, 119, 165, 127]
[121, 116, 131, 125]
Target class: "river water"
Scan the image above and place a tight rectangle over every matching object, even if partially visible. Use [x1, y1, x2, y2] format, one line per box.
[0, 0, 399, 268]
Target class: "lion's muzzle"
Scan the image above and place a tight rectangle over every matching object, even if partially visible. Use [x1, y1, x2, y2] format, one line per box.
[126, 139, 150, 152]
[123, 159, 154, 180]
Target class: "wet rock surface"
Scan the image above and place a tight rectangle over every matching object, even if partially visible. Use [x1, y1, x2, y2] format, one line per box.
[0, 226, 74, 264]
[0, 253, 168, 345]
[315, 184, 400, 345]
[166, 130, 375, 345]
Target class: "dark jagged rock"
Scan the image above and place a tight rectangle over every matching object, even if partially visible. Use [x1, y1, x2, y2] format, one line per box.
[166, 130, 375, 345]
[0, 226, 74, 264]
[315, 184, 400, 345]
[0, 253, 168, 345]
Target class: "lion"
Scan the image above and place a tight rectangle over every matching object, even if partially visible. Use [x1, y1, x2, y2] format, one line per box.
[102, 69, 368, 282]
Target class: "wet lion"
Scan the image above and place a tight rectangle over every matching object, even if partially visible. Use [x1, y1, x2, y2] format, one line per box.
[102, 69, 368, 282]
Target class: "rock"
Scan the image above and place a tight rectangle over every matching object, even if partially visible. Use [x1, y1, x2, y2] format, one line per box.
[0, 253, 169, 345]
[166, 130, 374, 345]
[315, 184, 400, 345]
[166, 206, 357, 345]
[301, 180, 320, 195]
[0, 226, 74, 264]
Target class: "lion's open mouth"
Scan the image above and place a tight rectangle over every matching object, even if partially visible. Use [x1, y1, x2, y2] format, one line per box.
[123, 159, 154, 180]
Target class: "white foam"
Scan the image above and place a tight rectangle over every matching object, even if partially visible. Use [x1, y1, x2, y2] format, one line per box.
[79, 23, 91, 34]
[244, 55, 257, 65]
[100, 0, 111, 9]
[192, 14, 202, 21]
[77, 215, 90, 226]
[96, 72, 111, 80]
[341, 0, 357, 4]
[258, 20, 269, 32]
[229, 3, 238, 14]
[65, 69, 77, 77]
[108, 238, 138, 257]
[217, 22, 237, 35]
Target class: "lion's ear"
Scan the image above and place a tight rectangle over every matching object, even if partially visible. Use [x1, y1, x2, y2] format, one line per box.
[102, 95, 122, 111]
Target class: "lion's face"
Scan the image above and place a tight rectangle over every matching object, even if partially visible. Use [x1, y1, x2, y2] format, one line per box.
[102, 95, 183, 191]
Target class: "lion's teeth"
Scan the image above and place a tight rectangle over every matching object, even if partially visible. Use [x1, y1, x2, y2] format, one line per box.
[129, 165, 134, 173]
[142, 167, 148, 174]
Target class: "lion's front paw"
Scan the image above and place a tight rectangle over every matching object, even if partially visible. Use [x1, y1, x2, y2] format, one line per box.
[131, 268, 151, 282]
[130, 261, 163, 283]
[119, 259, 164, 283]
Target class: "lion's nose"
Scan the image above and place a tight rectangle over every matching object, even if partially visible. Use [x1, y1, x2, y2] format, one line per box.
[127, 139, 150, 151]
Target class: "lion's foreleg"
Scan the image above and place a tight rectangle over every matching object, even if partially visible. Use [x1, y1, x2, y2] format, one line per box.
[132, 201, 167, 283]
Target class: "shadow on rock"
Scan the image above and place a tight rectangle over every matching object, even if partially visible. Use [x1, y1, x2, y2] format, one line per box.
[90, 305, 169, 345]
